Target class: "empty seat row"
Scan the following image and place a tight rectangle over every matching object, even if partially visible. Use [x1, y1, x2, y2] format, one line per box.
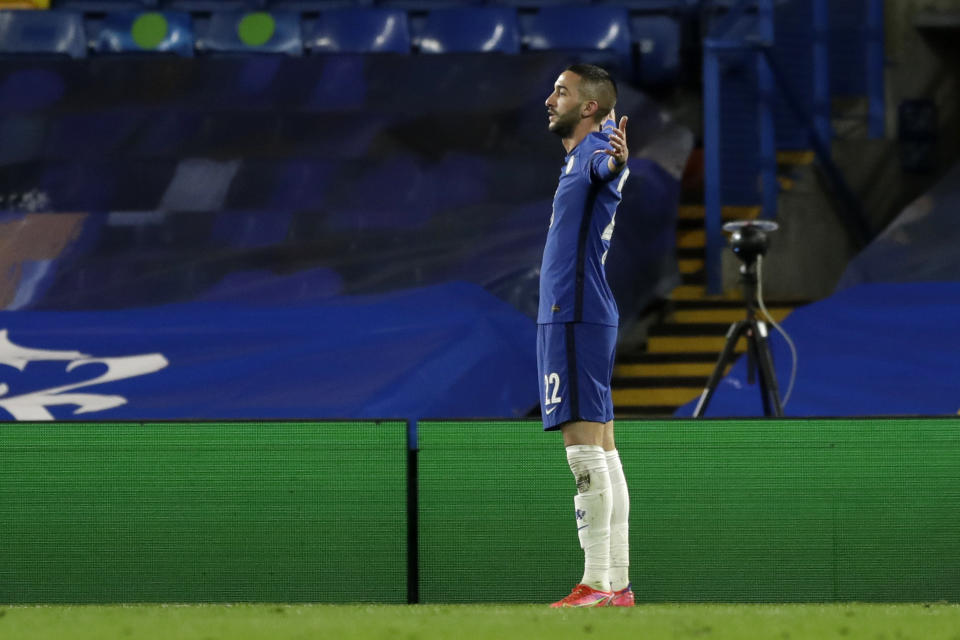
[0, 7, 681, 84]
[48, 0, 699, 12]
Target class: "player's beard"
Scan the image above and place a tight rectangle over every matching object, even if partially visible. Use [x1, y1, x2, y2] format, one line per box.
[548, 105, 580, 139]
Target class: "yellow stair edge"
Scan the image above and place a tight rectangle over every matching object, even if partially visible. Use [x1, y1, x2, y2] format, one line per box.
[615, 362, 725, 377]
[678, 258, 704, 274]
[613, 387, 704, 406]
[777, 150, 815, 165]
[670, 285, 705, 300]
[647, 335, 748, 354]
[677, 205, 762, 220]
[671, 308, 794, 324]
[677, 229, 706, 248]
[670, 285, 745, 301]
[613, 362, 719, 379]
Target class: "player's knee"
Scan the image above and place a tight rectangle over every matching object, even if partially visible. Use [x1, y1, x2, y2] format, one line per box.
[561, 420, 606, 447]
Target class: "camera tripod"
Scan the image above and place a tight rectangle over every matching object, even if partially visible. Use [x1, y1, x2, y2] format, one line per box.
[692, 224, 784, 418]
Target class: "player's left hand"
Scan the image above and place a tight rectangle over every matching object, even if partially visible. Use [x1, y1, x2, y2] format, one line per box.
[605, 115, 628, 170]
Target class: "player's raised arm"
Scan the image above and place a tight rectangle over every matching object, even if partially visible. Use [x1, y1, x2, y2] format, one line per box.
[589, 114, 628, 183]
[604, 115, 628, 174]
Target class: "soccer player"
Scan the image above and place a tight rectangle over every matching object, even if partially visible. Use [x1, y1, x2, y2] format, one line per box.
[538, 64, 633, 608]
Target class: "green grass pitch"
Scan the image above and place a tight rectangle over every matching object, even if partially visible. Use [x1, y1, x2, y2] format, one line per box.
[3, 604, 960, 640]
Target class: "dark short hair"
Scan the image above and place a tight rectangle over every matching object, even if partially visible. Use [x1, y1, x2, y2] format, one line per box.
[565, 64, 618, 123]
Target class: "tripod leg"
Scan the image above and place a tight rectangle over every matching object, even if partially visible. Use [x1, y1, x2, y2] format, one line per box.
[693, 321, 748, 418]
[748, 333, 773, 416]
[751, 320, 784, 417]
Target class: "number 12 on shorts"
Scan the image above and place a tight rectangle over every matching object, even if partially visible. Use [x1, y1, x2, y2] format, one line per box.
[544, 372, 562, 408]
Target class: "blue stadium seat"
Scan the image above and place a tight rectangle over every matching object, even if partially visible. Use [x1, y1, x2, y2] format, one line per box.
[90, 11, 194, 57]
[594, 0, 693, 11]
[195, 11, 302, 55]
[489, 0, 589, 7]
[0, 10, 86, 58]
[520, 6, 631, 75]
[630, 14, 680, 85]
[165, 0, 266, 14]
[413, 7, 519, 54]
[376, 0, 482, 10]
[304, 8, 410, 54]
[270, 0, 373, 10]
[56, 0, 157, 11]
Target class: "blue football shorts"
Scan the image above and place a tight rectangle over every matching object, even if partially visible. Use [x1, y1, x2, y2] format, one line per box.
[536, 322, 617, 431]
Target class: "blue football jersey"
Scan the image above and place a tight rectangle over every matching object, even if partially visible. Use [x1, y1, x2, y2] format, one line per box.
[537, 122, 629, 326]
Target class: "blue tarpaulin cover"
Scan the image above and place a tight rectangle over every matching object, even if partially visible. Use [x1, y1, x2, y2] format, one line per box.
[0, 281, 536, 421]
[676, 281, 960, 417]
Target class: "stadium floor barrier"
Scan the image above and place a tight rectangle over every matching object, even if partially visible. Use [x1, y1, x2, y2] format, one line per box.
[2, 417, 958, 604]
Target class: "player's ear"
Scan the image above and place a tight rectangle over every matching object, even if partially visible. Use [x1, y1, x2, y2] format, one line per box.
[582, 100, 599, 120]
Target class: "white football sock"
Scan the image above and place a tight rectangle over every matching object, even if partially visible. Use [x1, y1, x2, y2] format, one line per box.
[605, 449, 631, 591]
[566, 444, 612, 592]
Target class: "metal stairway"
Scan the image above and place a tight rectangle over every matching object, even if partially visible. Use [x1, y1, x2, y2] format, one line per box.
[613, 201, 801, 418]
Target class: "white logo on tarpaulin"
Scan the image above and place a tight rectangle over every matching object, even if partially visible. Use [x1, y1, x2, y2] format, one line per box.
[0, 330, 168, 421]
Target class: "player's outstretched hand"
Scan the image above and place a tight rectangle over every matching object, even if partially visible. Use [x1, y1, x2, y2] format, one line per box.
[605, 115, 628, 170]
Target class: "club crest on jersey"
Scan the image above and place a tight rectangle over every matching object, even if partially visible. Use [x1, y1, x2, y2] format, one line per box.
[0, 330, 168, 421]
